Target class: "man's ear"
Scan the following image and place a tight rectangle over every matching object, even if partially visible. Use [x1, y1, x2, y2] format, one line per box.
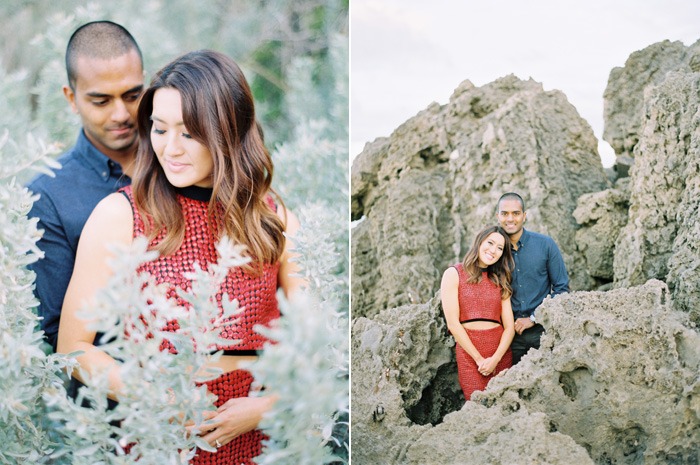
[63, 85, 78, 113]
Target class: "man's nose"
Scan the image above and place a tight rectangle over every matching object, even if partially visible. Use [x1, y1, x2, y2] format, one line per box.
[111, 99, 130, 122]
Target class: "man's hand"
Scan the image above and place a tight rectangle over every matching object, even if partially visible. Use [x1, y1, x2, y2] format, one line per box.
[513, 317, 534, 335]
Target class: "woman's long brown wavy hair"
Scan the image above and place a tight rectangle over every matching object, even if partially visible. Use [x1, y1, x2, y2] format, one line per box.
[132, 49, 285, 272]
[461, 225, 514, 299]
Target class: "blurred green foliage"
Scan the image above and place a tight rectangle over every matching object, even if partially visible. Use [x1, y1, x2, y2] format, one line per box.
[0, 0, 347, 155]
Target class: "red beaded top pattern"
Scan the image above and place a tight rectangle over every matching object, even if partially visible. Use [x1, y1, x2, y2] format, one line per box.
[121, 186, 280, 352]
[453, 264, 502, 323]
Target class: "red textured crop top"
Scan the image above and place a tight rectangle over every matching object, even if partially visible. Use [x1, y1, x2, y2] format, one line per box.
[452, 263, 503, 324]
[121, 185, 280, 353]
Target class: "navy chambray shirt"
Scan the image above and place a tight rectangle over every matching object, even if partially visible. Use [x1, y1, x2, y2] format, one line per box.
[510, 228, 569, 319]
[27, 130, 131, 350]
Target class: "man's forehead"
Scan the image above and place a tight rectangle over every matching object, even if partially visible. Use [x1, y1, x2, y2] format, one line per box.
[73, 50, 143, 85]
[74, 48, 141, 69]
[75, 55, 144, 96]
[498, 199, 522, 211]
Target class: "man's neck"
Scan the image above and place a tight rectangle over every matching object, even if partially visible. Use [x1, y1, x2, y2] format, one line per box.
[83, 130, 136, 177]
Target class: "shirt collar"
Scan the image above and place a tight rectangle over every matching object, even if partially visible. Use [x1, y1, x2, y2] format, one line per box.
[73, 130, 125, 181]
[517, 228, 531, 247]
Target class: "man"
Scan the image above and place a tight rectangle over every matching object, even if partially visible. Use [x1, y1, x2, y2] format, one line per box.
[496, 192, 569, 364]
[27, 21, 144, 351]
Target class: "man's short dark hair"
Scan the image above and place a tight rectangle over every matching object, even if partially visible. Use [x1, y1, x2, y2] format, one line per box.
[497, 192, 525, 211]
[65, 20, 143, 90]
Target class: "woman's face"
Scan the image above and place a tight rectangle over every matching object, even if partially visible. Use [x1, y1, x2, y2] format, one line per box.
[150, 87, 214, 188]
[478, 232, 505, 268]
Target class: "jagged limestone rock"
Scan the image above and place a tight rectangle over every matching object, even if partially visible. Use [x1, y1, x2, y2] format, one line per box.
[654, 73, 700, 327]
[352, 280, 699, 464]
[350, 294, 594, 465]
[613, 71, 700, 325]
[352, 39, 700, 465]
[404, 404, 594, 465]
[573, 180, 630, 282]
[476, 280, 700, 465]
[350, 296, 455, 464]
[603, 39, 700, 168]
[351, 75, 610, 319]
[350, 218, 380, 320]
[351, 136, 389, 219]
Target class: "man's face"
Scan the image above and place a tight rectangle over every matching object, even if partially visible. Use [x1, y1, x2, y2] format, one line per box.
[63, 49, 144, 160]
[497, 198, 526, 236]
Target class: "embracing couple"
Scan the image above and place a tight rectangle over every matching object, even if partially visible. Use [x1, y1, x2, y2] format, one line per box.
[27, 20, 304, 464]
[440, 192, 570, 401]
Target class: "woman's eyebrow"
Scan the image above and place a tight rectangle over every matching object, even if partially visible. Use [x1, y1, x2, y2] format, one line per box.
[150, 115, 184, 126]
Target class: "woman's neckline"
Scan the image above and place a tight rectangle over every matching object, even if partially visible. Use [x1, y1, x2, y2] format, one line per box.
[175, 185, 213, 201]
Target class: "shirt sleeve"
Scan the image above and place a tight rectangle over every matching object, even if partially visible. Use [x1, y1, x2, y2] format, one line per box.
[27, 190, 75, 351]
[547, 238, 570, 296]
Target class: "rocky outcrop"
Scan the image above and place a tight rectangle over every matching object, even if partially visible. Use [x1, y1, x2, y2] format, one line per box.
[351, 75, 610, 319]
[602, 39, 700, 169]
[350, 293, 593, 465]
[404, 403, 594, 465]
[351, 38, 700, 465]
[477, 280, 700, 465]
[351, 281, 700, 465]
[350, 296, 455, 463]
[573, 179, 629, 283]
[612, 71, 700, 325]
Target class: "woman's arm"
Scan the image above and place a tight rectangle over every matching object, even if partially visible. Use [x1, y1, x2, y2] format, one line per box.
[479, 297, 515, 374]
[440, 268, 484, 365]
[276, 205, 306, 299]
[56, 193, 134, 399]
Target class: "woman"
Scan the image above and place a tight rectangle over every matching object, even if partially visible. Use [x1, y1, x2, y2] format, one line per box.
[57, 50, 303, 464]
[440, 225, 515, 401]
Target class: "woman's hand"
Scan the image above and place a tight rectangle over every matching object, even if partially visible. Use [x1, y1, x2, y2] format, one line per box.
[194, 395, 276, 449]
[477, 356, 499, 376]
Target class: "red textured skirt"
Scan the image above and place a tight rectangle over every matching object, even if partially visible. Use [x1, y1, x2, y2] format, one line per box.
[191, 369, 266, 465]
[456, 326, 512, 400]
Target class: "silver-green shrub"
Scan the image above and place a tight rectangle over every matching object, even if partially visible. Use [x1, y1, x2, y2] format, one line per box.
[254, 161, 349, 464]
[0, 131, 73, 464]
[44, 238, 252, 464]
[252, 31, 349, 463]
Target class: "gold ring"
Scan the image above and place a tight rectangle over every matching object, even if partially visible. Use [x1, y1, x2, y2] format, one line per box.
[215, 439, 222, 448]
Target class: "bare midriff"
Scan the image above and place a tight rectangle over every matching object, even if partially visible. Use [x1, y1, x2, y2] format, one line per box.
[462, 320, 501, 330]
[203, 354, 259, 375]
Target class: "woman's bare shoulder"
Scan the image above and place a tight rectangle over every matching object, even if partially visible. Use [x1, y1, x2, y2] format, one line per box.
[442, 266, 459, 284]
[81, 192, 133, 245]
[275, 202, 300, 236]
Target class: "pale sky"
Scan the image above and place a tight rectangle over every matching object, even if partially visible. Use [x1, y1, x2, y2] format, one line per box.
[351, 0, 700, 167]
